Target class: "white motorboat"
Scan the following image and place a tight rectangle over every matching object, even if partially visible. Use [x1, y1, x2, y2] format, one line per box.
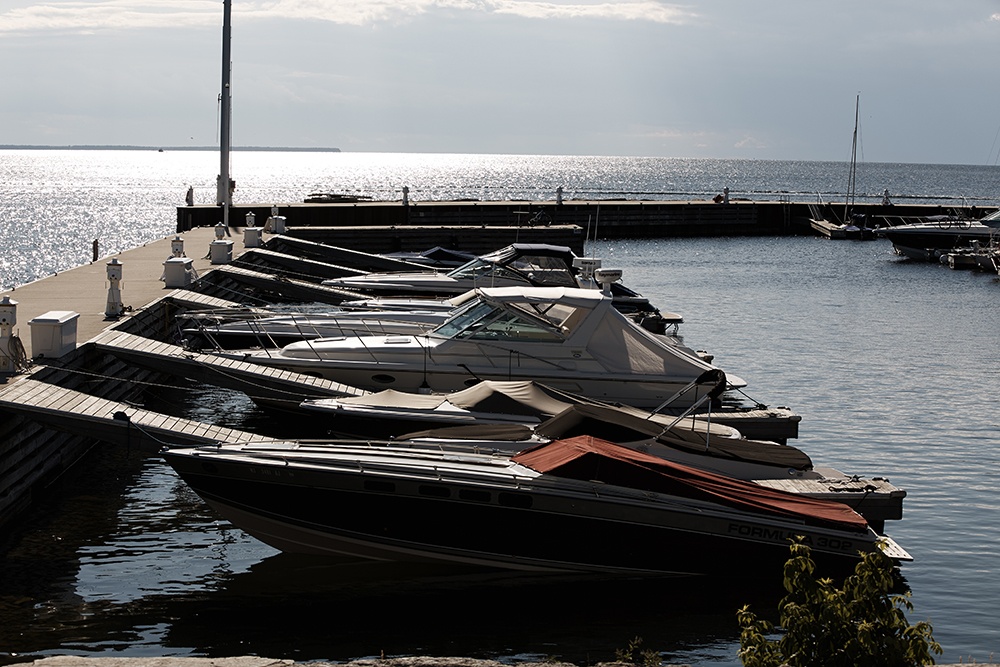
[234, 286, 739, 410]
[877, 209, 999, 260]
[301, 384, 813, 479]
[323, 243, 661, 317]
[162, 434, 910, 576]
[299, 378, 744, 432]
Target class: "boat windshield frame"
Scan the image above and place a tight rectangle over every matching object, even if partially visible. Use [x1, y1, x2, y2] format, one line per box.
[430, 298, 569, 343]
[446, 253, 578, 288]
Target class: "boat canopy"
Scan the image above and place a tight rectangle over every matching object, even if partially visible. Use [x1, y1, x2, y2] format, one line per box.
[445, 243, 579, 287]
[534, 403, 813, 471]
[512, 435, 868, 532]
[333, 379, 584, 417]
[435, 287, 716, 376]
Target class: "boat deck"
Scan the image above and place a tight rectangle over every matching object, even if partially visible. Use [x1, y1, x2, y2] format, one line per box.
[755, 466, 905, 530]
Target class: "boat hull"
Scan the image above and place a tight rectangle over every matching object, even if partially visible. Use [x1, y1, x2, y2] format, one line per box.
[164, 449, 889, 577]
[880, 222, 995, 259]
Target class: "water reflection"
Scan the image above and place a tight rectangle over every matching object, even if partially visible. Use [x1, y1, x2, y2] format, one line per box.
[0, 438, 788, 667]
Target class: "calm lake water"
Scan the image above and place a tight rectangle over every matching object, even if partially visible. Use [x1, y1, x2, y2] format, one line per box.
[0, 151, 998, 665]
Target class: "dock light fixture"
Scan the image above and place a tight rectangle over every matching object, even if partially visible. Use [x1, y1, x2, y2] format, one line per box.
[246, 211, 255, 227]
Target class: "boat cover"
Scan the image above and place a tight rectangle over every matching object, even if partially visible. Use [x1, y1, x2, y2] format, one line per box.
[475, 287, 714, 376]
[535, 404, 813, 471]
[333, 380, 582, 417]
[513, 435, 868, 532]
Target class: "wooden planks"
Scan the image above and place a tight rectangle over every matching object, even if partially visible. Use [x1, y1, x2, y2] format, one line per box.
[90, 329, 365, 403]
[0, 377, 270, 449]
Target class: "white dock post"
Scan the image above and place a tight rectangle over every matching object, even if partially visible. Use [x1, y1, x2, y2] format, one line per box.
[105, 258, 124, 319]
[210, 222, 234, 264]
[243, 211, 262, 247]
[0, 296, 19, 373]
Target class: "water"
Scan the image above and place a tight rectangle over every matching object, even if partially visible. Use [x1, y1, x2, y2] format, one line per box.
[1, 151, 999, 665]
[2, 149, 999, 290]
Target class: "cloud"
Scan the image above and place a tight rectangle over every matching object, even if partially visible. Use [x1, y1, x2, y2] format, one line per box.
[0, 0, 218, 33]
[734, 135, 767, 150]
[0, 0, 694, 33]
[485, 1, 695, 23]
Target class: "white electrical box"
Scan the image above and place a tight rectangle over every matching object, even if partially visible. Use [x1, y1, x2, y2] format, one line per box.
[29, 310, 80, 358]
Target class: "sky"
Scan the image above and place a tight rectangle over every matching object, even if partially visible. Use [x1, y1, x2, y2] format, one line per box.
[2, 0, 1000, 163]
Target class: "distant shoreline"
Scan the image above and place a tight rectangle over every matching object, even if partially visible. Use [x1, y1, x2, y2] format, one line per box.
[0, 145, 341, 152]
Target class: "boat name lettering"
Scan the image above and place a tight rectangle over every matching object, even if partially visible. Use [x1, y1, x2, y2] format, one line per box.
[727, 523, 805, 544]
[727, 524, 853, 551]
[248, 466, 293, 478]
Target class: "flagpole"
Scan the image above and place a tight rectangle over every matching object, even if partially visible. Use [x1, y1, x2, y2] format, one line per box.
[218, 0, 232, 228]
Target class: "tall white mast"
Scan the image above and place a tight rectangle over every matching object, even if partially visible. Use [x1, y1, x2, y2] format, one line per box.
[217, 0, 232, 227]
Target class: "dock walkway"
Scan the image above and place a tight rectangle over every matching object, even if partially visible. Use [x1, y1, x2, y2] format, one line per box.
[1, 226, 243, 359]
[0, 377, 270, 451]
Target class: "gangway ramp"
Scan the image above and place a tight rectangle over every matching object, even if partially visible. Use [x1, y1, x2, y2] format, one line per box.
[202, 264, 366, 304]
[90, 329, 365, 408]
[0, 377, 270, 451]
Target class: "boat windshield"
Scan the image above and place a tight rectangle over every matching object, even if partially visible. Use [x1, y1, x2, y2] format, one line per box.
[447, 254, 577, 287]
[430, 299, 567, 342]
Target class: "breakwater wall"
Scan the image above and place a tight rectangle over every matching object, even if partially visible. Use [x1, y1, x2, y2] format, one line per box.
[177, 199, 989, 252]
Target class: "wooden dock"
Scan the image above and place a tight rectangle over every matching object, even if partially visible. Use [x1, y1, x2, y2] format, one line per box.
[90, 328, 363, 406]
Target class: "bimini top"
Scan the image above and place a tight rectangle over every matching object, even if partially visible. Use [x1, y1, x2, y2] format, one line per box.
[512, 435, 868, 532]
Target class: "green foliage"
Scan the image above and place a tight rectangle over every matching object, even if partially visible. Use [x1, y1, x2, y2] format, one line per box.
[615, 635, 662, 667]
[736, 539, 942, 667]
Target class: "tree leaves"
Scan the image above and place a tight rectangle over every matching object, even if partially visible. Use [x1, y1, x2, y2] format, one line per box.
[737, 539, 942, 667]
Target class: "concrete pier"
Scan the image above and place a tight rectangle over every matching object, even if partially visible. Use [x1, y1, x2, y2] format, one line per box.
[177, 199, 991, 249]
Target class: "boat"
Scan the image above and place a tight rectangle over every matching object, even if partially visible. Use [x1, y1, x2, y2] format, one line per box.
[298, 378, 745, 434]
[162, 434, 910, 576]
[182, 306, 452, 349]
[297, 374, 797, 441]
[322, 243, 660, 316]
[839, 96, 879, 241]
[300, 387, 812, 481]
[231, 286, 739, 410]
[877, 208, 1000, 260]
[807, 96, 877, 240]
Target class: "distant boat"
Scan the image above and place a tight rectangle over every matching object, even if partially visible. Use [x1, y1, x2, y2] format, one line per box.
[809, 95, 876, 240]
[877, 208, 999, 260]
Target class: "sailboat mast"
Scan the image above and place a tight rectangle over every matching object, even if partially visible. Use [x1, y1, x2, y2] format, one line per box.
[844, 94, 859, 223]
[218, 0, 232, 226]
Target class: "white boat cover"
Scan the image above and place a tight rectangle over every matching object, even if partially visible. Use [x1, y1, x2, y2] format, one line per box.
[332, 380, 578, 417]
